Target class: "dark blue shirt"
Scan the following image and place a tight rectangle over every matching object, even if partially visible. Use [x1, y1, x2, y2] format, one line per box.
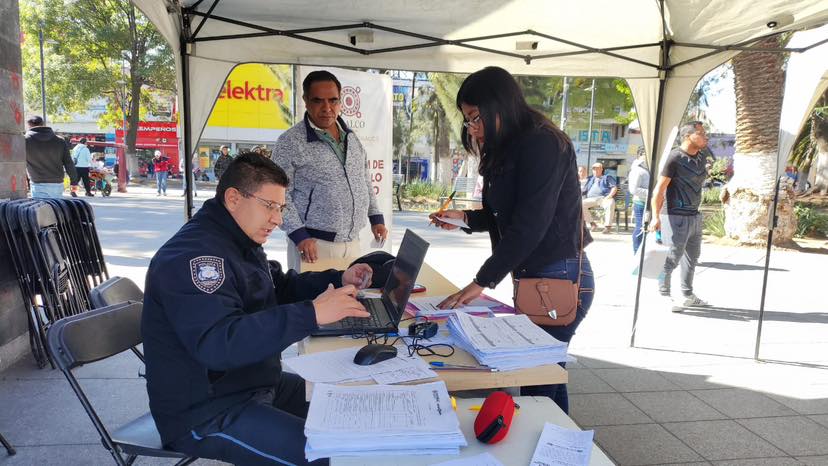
[142, 198, 342, 445]
[583, 175, 617, 197]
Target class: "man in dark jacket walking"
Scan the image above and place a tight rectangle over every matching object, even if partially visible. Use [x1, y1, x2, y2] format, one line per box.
[24, 115, 77, 198]
[213, 144, 232, 181]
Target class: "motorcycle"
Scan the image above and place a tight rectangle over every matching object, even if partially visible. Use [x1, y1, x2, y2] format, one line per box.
[88, 167, 114, 197]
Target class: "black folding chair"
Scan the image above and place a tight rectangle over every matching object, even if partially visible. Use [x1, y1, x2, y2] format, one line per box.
[89, 277, 146, 363]
[46, 302, 196, 466]
[90, 277, 144, 309]
[0, 431, 14, 456]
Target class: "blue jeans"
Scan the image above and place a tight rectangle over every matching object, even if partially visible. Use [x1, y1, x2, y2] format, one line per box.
[518, 254, 594, 414]
[633, 202, 645, 254]
[156, 171, 168, 194]
[31, 183, 65, 198]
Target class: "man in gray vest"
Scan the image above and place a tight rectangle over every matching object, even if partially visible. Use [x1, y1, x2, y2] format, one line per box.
[650, 121, 712, 310]
[272, 70, 387, 271]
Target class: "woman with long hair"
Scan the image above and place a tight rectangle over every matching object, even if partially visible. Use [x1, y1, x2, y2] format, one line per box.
[430, 67, 594, 413]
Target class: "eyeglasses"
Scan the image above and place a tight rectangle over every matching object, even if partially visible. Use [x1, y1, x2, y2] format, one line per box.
[462, 114, 482, 128]
[238, 190, 287, 214]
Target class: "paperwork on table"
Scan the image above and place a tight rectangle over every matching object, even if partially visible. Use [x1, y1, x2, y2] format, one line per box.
[529, 423, 594, 466]
[410, 296, 497, 318]
[283, 346, 437, 384]
[304, 381, 467, 461]
[447, 312, 569, 371]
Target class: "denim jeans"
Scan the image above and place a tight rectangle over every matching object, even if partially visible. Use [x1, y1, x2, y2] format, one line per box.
[156, 171, 168, 194]
[518, 254, 594, 413]
[632, 201, 646, 254]
[31, 183, 65, 198]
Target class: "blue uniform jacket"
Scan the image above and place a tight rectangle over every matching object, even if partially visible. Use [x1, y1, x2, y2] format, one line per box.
[142, 197, 342, 445]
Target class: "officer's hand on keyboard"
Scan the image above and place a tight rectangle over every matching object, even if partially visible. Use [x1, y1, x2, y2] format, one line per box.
[313, 284, 369, 325]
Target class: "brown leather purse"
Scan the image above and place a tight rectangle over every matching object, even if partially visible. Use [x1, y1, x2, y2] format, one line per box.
[513, 220, 584, 327]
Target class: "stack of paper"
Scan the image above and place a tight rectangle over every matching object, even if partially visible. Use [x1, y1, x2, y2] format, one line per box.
[304, 381, 467, 461]
[446, 312, 569, 370]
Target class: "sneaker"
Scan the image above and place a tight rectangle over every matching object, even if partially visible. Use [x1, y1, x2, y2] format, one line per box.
[70, 191, 78, 198]
[678, 294, 711, 308]
[602, 226, 612, 234]
[85, 193, 94, 197]
[156, 193, 161, 197]
[589, 221, 599, 232]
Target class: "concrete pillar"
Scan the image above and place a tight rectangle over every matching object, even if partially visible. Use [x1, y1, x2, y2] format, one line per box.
[0, 0, 32, 370]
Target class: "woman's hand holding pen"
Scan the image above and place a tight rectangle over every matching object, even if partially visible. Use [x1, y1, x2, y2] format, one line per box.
[429, 209, 465, 230]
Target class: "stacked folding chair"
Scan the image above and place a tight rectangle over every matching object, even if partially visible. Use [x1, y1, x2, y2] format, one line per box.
[0, 198, 109, 368]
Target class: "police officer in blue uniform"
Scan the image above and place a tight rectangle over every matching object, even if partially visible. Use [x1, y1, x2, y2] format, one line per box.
[142, 152, 373, 465]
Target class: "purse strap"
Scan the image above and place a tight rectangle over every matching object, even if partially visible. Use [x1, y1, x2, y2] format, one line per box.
[575, 211, 585, 297]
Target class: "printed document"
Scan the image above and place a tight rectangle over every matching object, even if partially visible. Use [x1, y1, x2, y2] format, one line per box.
[306, 381, 459, 433]
[284, 346, 435, 383]
[529, 423, 594, 466]
[434, 216, 469, 229]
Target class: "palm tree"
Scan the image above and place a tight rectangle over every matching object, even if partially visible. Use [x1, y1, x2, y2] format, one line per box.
[788, 89, 828, 194]
[724, 36, 797, 244]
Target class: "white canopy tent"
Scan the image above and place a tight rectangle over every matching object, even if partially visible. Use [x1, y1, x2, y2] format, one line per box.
[134, 0, 828, 357]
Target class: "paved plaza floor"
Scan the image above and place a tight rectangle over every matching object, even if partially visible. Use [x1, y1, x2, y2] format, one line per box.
[1, 184, 827, 465]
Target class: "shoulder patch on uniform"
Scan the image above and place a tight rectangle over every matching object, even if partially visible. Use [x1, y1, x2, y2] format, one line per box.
[190, 256, 225, 294]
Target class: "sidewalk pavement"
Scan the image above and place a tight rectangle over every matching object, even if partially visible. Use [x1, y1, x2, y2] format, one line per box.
[1, 186, 827, 465]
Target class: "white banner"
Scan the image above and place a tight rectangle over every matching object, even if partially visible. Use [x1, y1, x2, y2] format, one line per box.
[297, 66, 394, 252]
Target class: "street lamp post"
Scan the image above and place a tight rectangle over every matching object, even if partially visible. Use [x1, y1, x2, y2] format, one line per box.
[585, 79, 597, 168]
[38, 24, 47, 123]
[117, 53, 129, 192]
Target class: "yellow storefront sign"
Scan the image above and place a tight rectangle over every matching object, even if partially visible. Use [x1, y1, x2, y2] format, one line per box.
[206, 64, 293, 129]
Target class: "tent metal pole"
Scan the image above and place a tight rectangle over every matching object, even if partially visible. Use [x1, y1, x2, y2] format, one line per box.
[190, 0, 221, 39]
[630, 76, 667, 347]
[180, 34, 194, 220]
[585, 79, 596, 168]
[631, 0, 670, 347]
[755, 170, 782, 360]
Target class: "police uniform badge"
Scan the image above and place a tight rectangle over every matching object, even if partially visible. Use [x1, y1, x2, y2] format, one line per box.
[190, 256, 225, 293]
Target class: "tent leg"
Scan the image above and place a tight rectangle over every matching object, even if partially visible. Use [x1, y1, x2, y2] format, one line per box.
[180, 36, 195, 220]
[630, 76, 668, 347]
[754, 175, 781, 360]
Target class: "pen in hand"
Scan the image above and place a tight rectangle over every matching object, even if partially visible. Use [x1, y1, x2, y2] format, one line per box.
[430, 190, 457, 226]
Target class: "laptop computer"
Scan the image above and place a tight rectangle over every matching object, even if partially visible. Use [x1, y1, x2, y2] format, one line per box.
[311, 229, 429, 337]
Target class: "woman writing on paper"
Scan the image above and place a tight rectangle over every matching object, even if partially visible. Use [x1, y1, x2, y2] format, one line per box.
[429, 67, 594, 413]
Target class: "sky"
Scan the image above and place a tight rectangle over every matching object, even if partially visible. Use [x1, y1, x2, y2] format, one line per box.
[701, 66, 736, 134]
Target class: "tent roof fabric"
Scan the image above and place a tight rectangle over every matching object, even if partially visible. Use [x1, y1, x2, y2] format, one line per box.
[135, 0, 828, 168]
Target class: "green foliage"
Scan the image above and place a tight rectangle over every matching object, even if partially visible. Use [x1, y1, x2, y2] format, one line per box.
[702, 187, 722, 205]
[702, 208, 726, 237]
[20, 0, 174, 134]
[706, 158, 729, 185]
[794, 205, 828, 238]
[401, 181, 450, 200]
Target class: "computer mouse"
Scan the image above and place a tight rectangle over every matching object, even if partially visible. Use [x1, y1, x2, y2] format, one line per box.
[353, 344, 398, 366]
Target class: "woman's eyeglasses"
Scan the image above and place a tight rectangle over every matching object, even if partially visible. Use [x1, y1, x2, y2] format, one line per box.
[462, 114, 482, 128]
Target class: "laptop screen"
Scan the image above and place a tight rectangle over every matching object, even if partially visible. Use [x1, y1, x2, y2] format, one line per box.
[382, 229, 429, 321]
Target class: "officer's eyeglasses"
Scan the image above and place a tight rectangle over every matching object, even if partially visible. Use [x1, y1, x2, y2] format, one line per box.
[462, 114, 482, 129]
[238, 190, 287, 214]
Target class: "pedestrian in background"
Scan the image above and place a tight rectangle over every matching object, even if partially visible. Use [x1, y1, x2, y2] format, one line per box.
[24, 115, 77, 198]
[152, 150, 170, 196]
[72, 137, 94, 197]
[628, 148, 650, 253]
[213, 145, 232, 181]
[650, 121, 712, 309]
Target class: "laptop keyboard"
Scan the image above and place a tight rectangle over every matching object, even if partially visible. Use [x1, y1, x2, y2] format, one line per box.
[339, 298, 388, 330]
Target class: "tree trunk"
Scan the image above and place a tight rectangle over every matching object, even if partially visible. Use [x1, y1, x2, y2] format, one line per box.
[725, 37, 797, 244]
[814, 114, 828, 194]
